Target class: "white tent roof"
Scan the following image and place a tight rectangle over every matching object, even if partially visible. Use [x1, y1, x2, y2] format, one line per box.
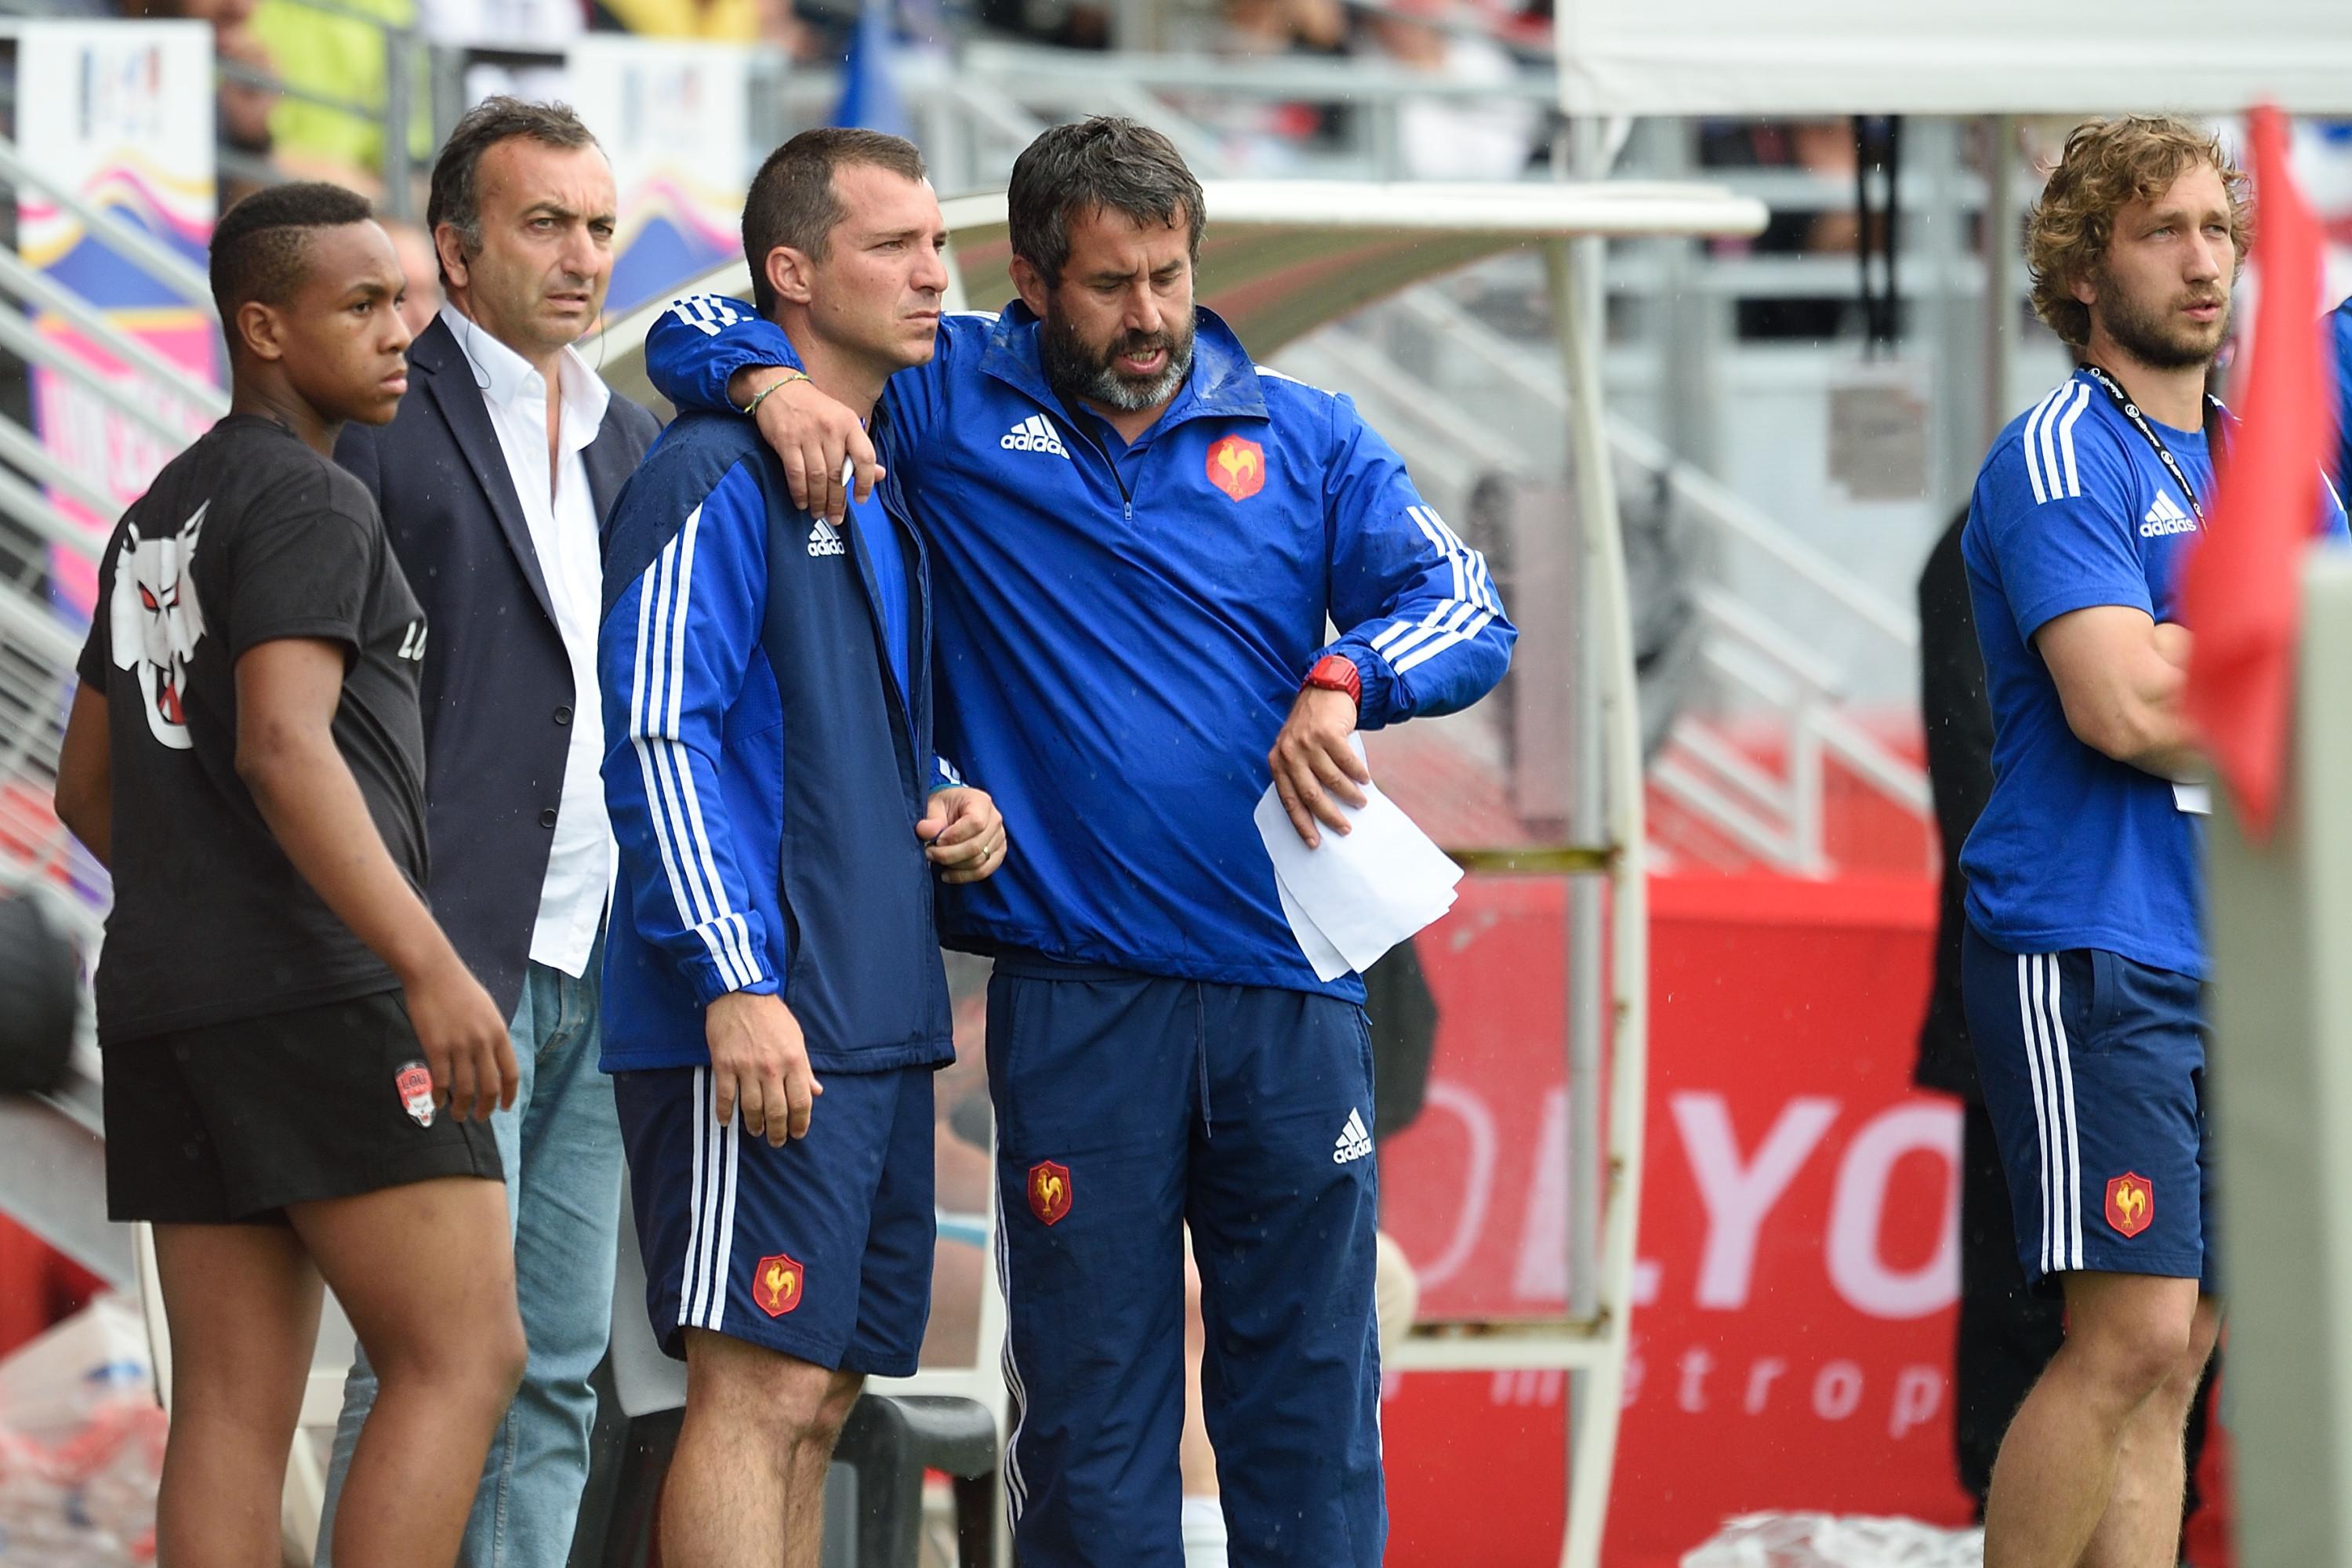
[1555, 2, 2352, 116]
[591, 178, 1766, 409]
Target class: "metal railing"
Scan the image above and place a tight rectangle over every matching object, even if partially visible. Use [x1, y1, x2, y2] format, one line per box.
[0, 124, 196, 1283]
[1291, 278, 1929, 874]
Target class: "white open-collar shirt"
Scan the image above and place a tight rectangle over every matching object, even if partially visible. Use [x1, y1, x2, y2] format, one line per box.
[444, 303, 613, 978]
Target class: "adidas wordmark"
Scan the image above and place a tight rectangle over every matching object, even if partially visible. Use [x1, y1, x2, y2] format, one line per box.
[1000, 414, 1070, 459]
[2140, 490, 2196, 537]
[1333, 1108, 1374, 1164]
[807, 517, 845, 557]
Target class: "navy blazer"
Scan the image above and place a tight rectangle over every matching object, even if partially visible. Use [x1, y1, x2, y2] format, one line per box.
[336, 314, 662, 1020]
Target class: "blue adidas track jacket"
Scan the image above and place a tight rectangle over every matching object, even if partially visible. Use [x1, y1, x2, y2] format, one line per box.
[597, 408, 953, 1073]
[647, 296, 1515, 1002]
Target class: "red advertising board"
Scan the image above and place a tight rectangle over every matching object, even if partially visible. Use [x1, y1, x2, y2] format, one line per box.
[1378, 873, 1976, 1566]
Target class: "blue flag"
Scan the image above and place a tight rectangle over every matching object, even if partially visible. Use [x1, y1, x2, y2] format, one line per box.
[833, 2, 909, 138]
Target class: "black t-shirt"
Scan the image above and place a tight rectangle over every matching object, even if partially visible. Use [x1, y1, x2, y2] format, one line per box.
[77, 415, 430, 1043]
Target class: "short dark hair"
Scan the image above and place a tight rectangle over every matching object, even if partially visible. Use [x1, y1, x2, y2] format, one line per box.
[209, 181, 377, 335]
[1007, 117, 1203, 288]
[426, 96, 601, 287]
[741, 128, 929, 317]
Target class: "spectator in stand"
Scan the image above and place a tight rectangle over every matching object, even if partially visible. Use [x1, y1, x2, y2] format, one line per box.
[129, 0, 280, 201]
[1188, 0, 1348, 172]
[1693, 119, 1864, 339]
[419, 0, 580, 114]
[250, 0, 433, 200]
[971, 0, 1105, 51]
[1360, 0, 1537, 181]
[588, 0, 816, 57]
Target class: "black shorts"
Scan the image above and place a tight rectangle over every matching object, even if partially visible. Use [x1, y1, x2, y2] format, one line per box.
[103, 989, 503, 1225]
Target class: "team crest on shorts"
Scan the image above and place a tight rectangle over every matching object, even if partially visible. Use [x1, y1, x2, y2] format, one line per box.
[753, 1253, 804, 1316]
[1029, 1160, 1073, 1226]
[2105, 1173, 2154, 1238]
[1205, 436, 1265, 502]
[394, 1062, 436, 1128]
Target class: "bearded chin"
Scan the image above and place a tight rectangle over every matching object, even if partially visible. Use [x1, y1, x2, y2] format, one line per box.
[2100, 292, 2227, 374]
[1042, 310, 1194, 412]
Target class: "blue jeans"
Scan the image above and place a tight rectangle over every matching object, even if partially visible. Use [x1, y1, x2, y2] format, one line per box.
[316, 938, 623, 1568]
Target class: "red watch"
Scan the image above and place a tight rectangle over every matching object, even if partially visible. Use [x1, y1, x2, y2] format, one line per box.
[1303, 653, 1362, 708]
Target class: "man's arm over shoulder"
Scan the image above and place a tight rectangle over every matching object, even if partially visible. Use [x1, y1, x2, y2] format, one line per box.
[646, 293, 804, 415]
[648, 292, 932, 525]
[1977, 419, 2194, 775]
[600, 455, 781, 1005]
[644, 292, 965, 426]
[1312, 384, 1517, 728]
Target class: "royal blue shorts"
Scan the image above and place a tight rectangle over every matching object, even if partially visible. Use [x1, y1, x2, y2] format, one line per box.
[988, 953, 1385, 1568]
[613, 1062, 935, 1374]
[1962, 924, 2216, 1295]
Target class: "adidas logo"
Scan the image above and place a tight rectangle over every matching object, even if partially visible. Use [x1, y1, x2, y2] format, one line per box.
[806, 517, 844, 558]
[1332, 1108, 1374, 1165]
[1000, 414, 1069, 459]
[2140, 490, 2197, 537]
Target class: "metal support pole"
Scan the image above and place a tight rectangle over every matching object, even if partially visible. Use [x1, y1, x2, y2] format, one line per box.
[1552, 112, 1610, 1530]
[1544, 223, 1652, 1568]
[1539, 118, 1653, 1568]
[1917, 116, 1976, 513]
[1984, 114, 2020, 455]
[382, 25, 417, 221]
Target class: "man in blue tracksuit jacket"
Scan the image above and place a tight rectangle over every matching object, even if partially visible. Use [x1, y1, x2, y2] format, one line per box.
[647, 117, 1515, 1567]
[598, 130, 1004, 1568]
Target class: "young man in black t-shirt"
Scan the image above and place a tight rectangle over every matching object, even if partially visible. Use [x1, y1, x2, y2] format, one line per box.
[52, 183, 528, 1568]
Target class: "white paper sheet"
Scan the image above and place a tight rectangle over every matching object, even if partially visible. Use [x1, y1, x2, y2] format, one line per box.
[1254, 770, 1463, 980]
[1275, 872, 1356, 982]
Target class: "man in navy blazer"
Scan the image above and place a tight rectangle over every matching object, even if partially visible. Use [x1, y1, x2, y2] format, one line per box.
[312, 99, 660, 1568]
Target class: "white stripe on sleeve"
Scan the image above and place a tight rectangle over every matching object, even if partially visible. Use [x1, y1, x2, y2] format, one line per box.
[2021, 386, 2062, 506]
[629, 527, 749, 990]
[627, 506, 762, 990]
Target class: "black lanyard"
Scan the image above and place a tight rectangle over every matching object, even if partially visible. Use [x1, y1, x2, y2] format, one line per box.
[2079, 364, 2227, 525]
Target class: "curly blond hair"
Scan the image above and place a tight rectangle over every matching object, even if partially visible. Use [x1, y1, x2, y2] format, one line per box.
[2024, 115, 2249, 349]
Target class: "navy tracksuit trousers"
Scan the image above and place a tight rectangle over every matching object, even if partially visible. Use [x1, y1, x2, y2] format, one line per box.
[985, 953, 1385, 1567]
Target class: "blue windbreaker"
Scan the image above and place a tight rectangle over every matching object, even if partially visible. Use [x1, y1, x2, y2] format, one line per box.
[646, 296, 1515, 1001]
[597, 409, 954, 1073]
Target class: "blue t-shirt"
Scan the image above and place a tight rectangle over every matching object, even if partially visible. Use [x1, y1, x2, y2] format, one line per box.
[2330, 297, 2352, 499]
[1961, 369, 2346, 979]
[848, 492, 909, 705]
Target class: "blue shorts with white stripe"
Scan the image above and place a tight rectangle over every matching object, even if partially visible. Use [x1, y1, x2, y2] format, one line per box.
[1962, 924, 2216, 1295]
[613, 1062, 935, 1373]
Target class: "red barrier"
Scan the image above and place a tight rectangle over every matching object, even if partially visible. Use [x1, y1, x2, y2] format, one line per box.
[1380, 873, 1975, 1565]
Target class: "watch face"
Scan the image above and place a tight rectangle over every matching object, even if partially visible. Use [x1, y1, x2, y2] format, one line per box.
[1309, 656, 1360, 699]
